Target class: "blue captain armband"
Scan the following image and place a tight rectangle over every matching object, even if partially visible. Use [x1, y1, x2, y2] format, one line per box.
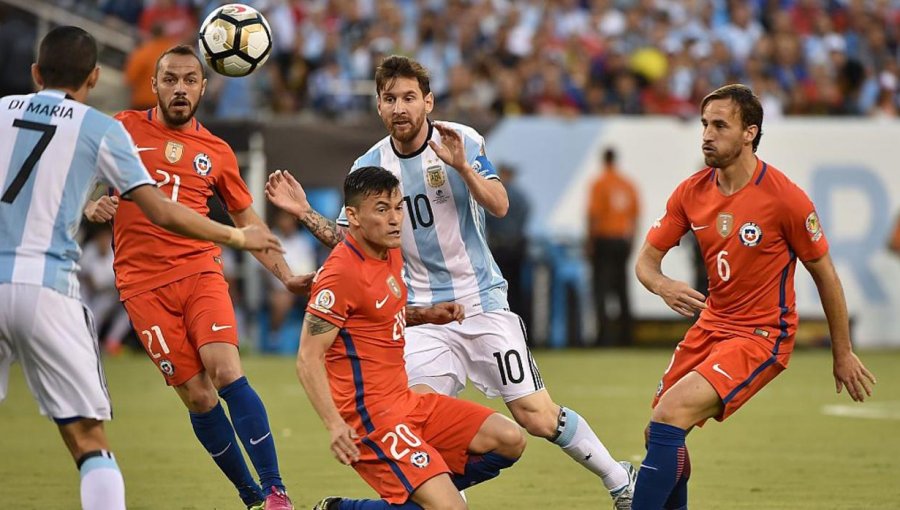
[472, 155, 498, 179]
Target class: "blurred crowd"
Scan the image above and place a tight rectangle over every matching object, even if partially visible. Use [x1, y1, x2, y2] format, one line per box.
[34, 0, 898, 120]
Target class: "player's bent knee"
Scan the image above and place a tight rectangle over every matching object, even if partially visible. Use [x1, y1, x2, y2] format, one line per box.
[514, 408, 558, 439]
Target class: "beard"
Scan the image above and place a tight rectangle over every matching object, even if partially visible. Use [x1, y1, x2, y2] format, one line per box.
[703, 143, 742, 168]
[158, 96, 199, 127]
[387, 113, 426, 144]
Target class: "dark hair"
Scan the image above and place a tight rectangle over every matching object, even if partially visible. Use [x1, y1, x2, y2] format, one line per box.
[603, 148, 616, 164]
[344, 166, 400, 208]
[701, 84, 764, 152]
[37, 26, 97, 90]
[155, 44, 206, 78]
[375, 55, 431, 96]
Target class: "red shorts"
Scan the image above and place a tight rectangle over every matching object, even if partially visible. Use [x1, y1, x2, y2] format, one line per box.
[652, 325, 791, 422]
[353, 392, 494, 504]
[123, 272, 238, 386]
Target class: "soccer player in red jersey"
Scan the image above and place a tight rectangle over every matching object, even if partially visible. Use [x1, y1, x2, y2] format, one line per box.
[296, 166, 526, 510]
[631, 84, 877, 510]
[85, 46, 304, 510]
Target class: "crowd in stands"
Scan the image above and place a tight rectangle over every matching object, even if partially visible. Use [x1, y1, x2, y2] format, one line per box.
[46, 0, 898, 120]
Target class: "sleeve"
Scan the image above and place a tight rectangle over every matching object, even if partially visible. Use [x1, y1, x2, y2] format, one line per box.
[96, 119, 155, 196]
[781, 185, 829, 261]
[305, 260, 354, 328]
[336, 159, 363, 227]
[214, 147, 254, 212]
[646, 182, 690, 251]
[464, 129, 498, 180]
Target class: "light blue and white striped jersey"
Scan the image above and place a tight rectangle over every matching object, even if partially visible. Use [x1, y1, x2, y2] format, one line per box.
[337, 121, 508, 315]
[0, 90, 154, 299]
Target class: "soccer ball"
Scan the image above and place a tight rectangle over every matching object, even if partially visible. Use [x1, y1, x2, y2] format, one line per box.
[199, 3, 272, 77]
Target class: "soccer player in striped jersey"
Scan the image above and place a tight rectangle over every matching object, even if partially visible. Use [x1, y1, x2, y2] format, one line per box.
[0, 27, 279, 510]
[633, 84, 876, 509]
[267, 55, 635, 508]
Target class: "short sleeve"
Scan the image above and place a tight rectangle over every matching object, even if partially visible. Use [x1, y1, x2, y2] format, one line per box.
[336, 160, 364, 227]
[646, 182, 690, 251]
[306, 261, 355, 328]
[214, 148, 253, 212]
[463, 129, 498, 180]
[96, 120, 154, 196]
[782, 185, 829, 261]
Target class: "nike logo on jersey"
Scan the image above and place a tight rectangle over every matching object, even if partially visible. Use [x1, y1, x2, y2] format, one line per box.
[375, 295, 390, 309]
[211, 323, 232, 332]
[712, 363, 733, 380]
[249, 432, 271, 445]
[135, 146, 157, 153]
[691, 223, 709, 231]
[210, 442, 232, 458]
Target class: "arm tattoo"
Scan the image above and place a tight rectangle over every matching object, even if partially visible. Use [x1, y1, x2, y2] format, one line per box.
[301, 209, 345, 248]
[271, 263, 285, 283]
[405, 307, 426, 326]
[305, 314, 337, 335]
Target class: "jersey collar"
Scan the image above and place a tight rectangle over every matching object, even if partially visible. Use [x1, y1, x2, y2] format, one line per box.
[390, 120, 434, 160]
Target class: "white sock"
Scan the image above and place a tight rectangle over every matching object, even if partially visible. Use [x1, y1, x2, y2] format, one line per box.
[553, 407, 628, 491]
[79, 450, 125, 510]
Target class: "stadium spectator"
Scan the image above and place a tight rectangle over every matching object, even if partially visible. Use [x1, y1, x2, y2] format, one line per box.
[587, 147, 639, 346]
[266, 209, 317, 341]
[124, 23, 176, 110]
[486, 164, 531, 330]
[137, 0, 196, 42]
[0, 6, 36, 97]
[890, 213, 900, 257]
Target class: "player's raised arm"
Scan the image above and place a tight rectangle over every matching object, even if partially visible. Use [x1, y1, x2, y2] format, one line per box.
[801, 254, 877, 402]
[296, 313, 360, 465]
[635, 240, 707, 318]
[429, 123, 509, 217]
[266, 169, 346, 248]
[126, 185, 282, 252]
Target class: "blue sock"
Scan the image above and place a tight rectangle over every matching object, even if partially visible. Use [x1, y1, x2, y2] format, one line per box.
[337, 500, 422, 509]
[451, 452, 518, 490]
[219, 376, 284, 493]
[632, 421, 687, 510]
[190, 402, 263, 506]
[664, 446, 690, 510]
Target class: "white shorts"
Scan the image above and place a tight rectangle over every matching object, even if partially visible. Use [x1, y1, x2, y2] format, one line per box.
[405, 309, 544, 402]
[0, 284, 112, 421]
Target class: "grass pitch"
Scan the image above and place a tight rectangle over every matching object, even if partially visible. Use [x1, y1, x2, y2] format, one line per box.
[1, 348, 898, 509]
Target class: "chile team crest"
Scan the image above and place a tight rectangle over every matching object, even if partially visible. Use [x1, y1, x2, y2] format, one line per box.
[739, 222, 762, 247]
[193, 153, 212, 176]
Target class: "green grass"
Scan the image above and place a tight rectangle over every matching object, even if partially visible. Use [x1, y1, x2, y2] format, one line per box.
[1, 349, 898, 509]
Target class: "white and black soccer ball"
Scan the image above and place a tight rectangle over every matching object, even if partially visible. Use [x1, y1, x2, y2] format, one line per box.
[198, 3, 272, 77]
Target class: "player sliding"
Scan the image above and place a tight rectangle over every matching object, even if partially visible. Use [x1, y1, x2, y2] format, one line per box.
[0, 27, 279, 510]
[267, 54, 635, 509]
[632, 84, 877, 509]
[297, 166, 526, 510]
[85, 45, 301, 510]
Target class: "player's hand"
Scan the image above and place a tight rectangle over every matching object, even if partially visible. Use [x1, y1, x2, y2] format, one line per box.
[84, 196, 119, 222]
[833, 351, 876, 402]
[285, 271, 316, 296]
[265, 170, 309, 218]
[658, 278, 707, 318]
[429, 122, 468, 172]
[238, 225, 284, 253]
[327, 421, 360, 465]
[422, 302, 466, 325]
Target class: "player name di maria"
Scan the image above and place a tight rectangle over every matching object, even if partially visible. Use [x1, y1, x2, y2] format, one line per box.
[7, 99, 74, 119]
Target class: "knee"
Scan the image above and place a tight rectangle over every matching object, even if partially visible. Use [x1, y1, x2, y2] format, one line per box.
[208, 364, 243, 390]
[494, 420, 527, 459]
[650, 399, 698, 429]
[184, 386, 219, 413]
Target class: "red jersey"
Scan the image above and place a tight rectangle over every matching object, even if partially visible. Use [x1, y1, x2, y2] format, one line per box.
[647, 159, 829, 353]
[305, 235, 412, 435]
[112, 109, 252, 300]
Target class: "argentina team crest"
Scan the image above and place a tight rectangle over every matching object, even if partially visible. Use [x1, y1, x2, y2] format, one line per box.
[165, 141, 184, 164]
[716, 212, 734, 238]
[193, 153, 212, 176]
[426, 165, 445, 188]
[739, 222, 762, 247]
